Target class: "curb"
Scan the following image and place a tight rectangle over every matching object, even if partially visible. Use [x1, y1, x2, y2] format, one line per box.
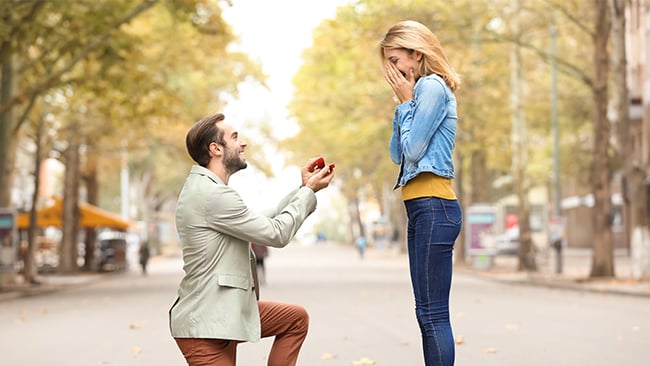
[0, 273, 107, 302]
[456, 266, 650, 298]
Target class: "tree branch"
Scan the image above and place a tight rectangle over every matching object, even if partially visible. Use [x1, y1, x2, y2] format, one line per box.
[12, 89, 38, 136]
[485, 30, 592, 88]
[540, 0, 593, 37]
[5, 0, 46, 42]
[0, 0, 160, 120]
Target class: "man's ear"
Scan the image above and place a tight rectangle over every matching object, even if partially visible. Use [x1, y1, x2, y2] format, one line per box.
[209, 142, 223, 157]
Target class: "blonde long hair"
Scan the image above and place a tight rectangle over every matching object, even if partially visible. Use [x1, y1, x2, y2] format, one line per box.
[380, 20, 460, 91]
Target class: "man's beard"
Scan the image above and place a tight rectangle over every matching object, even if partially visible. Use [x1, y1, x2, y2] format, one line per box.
[223, 146, 247, 175]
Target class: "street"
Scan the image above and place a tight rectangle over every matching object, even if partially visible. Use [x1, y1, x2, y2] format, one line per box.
[1, 242, 649, 365]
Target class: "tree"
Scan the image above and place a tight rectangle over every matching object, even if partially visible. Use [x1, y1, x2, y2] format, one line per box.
[589, 0, 613, 277]
[484, 0, 616, 277]
[508, 0, 536, 271]
[0, 0, 160, 208]
[285, 6, 399, 245]
[23, 112, 47, 283]
[53, 0, 262, 273]
[282, 0, 615, 279]
[610, 0, 649, 279]
[6, 0, 264, 275]
[284, 0, 553, 254]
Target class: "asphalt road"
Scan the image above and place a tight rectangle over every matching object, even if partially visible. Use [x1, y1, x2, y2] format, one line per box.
[1, 242, 649, 365]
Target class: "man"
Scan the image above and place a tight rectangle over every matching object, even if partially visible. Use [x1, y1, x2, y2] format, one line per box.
[170, 113, 334, 366]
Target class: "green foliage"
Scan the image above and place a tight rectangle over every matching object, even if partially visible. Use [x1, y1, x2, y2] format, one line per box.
[3, 0, 602, 232]
[282, 0, 596, 230]
[286, 4, 398, 204]
[84, 1, 266, 211]
[2, 0, 264, 216]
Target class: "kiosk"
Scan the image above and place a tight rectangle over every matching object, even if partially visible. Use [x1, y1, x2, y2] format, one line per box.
[0, 209, 17, 288]
[465, 205, 498, 270]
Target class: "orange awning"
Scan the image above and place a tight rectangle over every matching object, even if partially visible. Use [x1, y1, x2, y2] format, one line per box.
[17, 197, 131, 231]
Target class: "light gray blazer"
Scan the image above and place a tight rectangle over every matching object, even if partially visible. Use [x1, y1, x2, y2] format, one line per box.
[169, 165, 317, 342]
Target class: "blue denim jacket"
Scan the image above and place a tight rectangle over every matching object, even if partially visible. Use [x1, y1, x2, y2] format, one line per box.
[389, 74, 457, 189]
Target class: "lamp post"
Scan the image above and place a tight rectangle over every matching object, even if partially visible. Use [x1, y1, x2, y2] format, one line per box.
[120, 144, 129, 220]
[550, 12, 563, 274]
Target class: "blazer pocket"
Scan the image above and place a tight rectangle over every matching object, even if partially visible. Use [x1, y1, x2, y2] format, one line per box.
[217, 274, 250, 290]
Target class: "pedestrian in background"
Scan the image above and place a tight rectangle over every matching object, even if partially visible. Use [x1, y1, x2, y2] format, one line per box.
[251, 243, 269, 285]
[380, 20, 463, 366]
[138, 241, 150, 276]
[169, 113, 334, 366]
[355, 235, 367, 259]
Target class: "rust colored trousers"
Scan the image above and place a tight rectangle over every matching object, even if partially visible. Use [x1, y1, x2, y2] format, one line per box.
[174, 301, 309, 366]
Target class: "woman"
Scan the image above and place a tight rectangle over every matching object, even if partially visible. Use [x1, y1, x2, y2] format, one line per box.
[380, 20, 462, 366]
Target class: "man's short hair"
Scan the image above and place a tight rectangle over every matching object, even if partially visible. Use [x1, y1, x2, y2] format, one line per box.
[185, 113, 226, 167]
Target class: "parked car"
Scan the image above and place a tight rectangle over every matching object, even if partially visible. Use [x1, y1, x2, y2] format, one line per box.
[96, 232, 128, 272]
[495, 227, 519, 256]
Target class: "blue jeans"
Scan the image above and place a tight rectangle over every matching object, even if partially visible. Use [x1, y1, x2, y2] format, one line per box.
[404, 197, 462, 366]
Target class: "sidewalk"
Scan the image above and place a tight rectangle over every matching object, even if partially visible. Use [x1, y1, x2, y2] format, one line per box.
[1, 246, 650, 301]
[454, 248, 650, 297]
[337, 243, 650, 297]
[0, 271, 104, 302]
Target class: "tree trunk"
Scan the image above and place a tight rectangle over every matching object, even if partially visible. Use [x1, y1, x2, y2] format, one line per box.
[59, 122, 81, 273]
[350, 195, 364, 240]
[611, 0, 650, 279]
[0, 37, 17, 208]
[510, 0, 536, 271]
[24, 118, 44, 283]
[516, 178, 535, 271]
[470, 150, 490, 204]
[83, 151, 99, 272]
[590, 0, 614, 278]
[610, 0, 629, 165]
[609, 0, 631, 254]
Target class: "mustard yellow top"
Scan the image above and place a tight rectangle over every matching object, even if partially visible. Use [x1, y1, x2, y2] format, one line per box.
[401, 172, 457, 201]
